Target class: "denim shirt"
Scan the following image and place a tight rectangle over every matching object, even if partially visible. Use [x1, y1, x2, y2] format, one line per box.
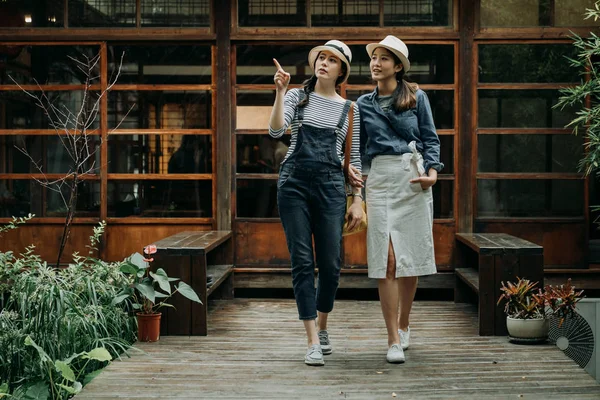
[357, 88, 444, 174]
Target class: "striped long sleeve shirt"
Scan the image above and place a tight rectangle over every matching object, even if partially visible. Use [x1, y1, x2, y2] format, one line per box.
[268, 88, 362, 175]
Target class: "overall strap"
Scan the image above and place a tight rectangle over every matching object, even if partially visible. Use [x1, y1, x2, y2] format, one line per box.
[297, 90, 307, 124]
[343, 101, 355, 179]
[336, 100, 353, 130]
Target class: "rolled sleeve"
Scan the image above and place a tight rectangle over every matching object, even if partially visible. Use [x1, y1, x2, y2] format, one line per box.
[268, 89, 301, 138]
[417, 91, 444, 173]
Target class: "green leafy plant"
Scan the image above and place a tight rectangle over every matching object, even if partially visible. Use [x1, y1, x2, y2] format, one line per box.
[498, 277, 584, 325]
[555, 2, 600, 177]
[113, 245, 202, 315]
[18, 336, 112, 400]
[0, 219, 137, 399]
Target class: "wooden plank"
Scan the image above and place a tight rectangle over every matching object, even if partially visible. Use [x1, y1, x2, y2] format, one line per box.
[191, 255, 208, 336]
[478, 255, 495, 336]
[76, 299, 600, 399]
[206, 265, 234, 297]
[456, 233, 542, 256]
[233, 270, 454, 290]
[455, 268, 480, 294]
[494, 254, 518, 336]
[152, 231, 232, 255]
[215, 0, 232, 231]
[457, 0, 476, 233]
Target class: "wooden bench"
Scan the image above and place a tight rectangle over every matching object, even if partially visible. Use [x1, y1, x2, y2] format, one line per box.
[151, 231, 233, 336]
[454, 233, 544, 336]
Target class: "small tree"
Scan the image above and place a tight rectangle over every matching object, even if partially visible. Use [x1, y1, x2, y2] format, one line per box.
[555, 2, 600, 177]
[11, 51, 128, 266]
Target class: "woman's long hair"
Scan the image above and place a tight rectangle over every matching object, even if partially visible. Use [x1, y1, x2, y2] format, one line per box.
[298, 52, 348, 108]
[387, 52, 419, 112]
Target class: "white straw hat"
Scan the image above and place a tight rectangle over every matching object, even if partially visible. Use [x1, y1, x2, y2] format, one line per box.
[308, 40, 352, 84]
[366, 35, 410, 72]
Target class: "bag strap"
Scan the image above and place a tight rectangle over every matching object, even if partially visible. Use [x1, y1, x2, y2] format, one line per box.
[343, 102, 355, 180]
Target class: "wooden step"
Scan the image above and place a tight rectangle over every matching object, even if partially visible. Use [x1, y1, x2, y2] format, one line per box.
[455, 268, 479, 294]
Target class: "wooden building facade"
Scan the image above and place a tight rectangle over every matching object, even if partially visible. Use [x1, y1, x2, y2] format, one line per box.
[0, 0, 598, 289]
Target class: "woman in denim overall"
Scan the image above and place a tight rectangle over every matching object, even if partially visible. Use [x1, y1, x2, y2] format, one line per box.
[269, 40, 364, 366]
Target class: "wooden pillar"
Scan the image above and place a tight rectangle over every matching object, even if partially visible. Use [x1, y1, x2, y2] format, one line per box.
[457, 0, 476, 233]
[215, 0, 232, 230]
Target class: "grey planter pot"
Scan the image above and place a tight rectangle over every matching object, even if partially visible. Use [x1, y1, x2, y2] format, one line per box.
[507, 316, 549, 343]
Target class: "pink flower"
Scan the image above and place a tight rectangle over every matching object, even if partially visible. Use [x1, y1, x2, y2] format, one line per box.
[143, 257, 154, 263]
[144, 244, 157, 255]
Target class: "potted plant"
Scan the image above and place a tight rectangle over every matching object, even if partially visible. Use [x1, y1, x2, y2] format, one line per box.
[497, 277, 584, 343]
[113, 244, 202, 342]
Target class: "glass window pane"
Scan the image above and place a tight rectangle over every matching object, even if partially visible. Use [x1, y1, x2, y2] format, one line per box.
[108, 134, 212, 174]
[236, 90, 274, 130]
[141, 0, 210, 27]
[439, 135, 454, 174]
[237, 179, 279, 218]
[348, 44, 454, 85]
[3, 135, 101, 174]
[236, 134, 291, 173]
[312, 0, 378, 26]
[108, 180, 212, 217]
[347, 89, 454, 129]
[0, 91, 100, 130]
[108, 90, 212, 129]
[236, 45, 313, 85]
[0, 179, 100, 218]
[478, 134, 584, 173]
[478, 90, 576, 128]
[432, 179, 453, 219]
[0, 0, 64, 28]
[481, 0, 546, 27]
[383, 0, 452, 27]
[109, 45, 211, 85]
[479, 44, 579, 83]
[238, 0, 307, 27]
[555, 0, 598, 26]
[477, 179, 584, 217]
[68, 0, 136, 27]
[0, 45, 101, 85]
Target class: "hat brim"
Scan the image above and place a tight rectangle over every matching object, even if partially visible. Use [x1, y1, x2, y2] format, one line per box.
[365, 43, 410, 73]
[308, 46, 351, 84]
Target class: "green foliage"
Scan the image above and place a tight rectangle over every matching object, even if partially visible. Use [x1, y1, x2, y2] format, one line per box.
[0, 220, 137, 399]
[113, 246, 202, 314]
[0, 214, 34, 237]
[555, 2, 600, 176]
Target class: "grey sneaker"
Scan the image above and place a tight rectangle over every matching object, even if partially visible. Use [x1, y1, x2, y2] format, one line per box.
[305, 344, 325, 366]
[398, 326, 410, 350]
[386, 344, 406, 364]
[318, 330, 332, 355]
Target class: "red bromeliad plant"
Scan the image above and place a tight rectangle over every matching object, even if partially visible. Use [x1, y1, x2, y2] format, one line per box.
[498, 278, 545, 319]
[498, 277, 584, 325]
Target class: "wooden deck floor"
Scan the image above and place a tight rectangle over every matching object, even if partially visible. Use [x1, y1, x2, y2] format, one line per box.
[77, 299, 600, 399]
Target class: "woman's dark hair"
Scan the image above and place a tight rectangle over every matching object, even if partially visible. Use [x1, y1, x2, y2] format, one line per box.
[298, 52, 348, 108]
[383, 50, 419, 112]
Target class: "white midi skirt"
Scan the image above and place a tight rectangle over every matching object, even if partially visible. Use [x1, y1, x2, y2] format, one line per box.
[366, 152, 437, 279]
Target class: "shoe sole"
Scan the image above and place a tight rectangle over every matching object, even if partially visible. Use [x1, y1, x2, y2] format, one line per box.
[305, 359, 325, 366]
[321, 347, 332, 355]
[387, 358, 406, 364]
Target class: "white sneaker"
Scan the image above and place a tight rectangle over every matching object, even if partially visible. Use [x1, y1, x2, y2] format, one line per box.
[386, 344, 405, 364]
[398, 327, 410, 350]
[305, 344, 325, 366]
[318, 330, 332, 355]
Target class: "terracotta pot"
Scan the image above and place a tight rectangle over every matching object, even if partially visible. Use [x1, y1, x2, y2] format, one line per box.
[507, 316, 549, 343]
[136, 312, 162, 342]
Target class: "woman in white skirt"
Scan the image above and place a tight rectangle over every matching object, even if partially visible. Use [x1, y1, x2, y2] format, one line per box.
[355, 36, 444, 363]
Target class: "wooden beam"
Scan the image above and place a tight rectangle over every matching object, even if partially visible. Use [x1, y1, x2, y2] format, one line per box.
[458, 0, 476, 233]
[215, 0, 232, 231]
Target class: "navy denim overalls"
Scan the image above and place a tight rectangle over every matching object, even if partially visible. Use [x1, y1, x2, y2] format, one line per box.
[277, 97, 352, 320]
